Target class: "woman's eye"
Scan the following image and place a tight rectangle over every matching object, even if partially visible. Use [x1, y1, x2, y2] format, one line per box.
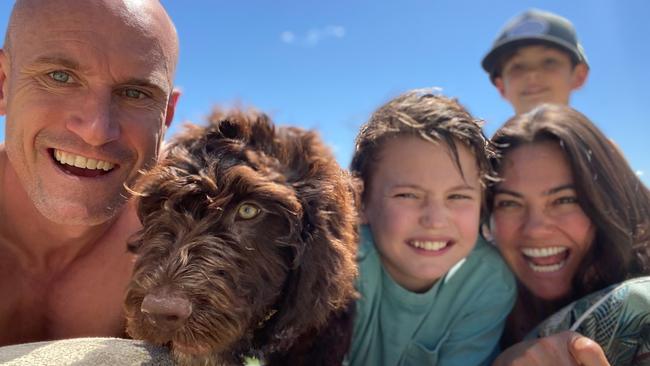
[48, 70, 73, 83]
[555, 196, 578, 205]
[237, 203, 261, 220]
[494, 200, 519, 209]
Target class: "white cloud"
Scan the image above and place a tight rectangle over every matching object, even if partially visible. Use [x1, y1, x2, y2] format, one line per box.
[281, 25, 346, 47]
[636, 170, 644, 176]
[325, 25, 346, 38]
[280, 31, 295, 44]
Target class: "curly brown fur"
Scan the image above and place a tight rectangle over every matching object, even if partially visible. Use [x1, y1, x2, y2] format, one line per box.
[124, 108, 359, 366]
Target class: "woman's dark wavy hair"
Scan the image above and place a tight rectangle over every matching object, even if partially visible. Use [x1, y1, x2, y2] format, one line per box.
[350, 89, 496, 220]
[489, 104, 650, 300]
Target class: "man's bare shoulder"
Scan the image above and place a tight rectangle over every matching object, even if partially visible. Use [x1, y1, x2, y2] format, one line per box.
[0, 202, 141, 346]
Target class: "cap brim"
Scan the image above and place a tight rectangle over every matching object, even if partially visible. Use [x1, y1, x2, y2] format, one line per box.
[481, 36, 585, 79]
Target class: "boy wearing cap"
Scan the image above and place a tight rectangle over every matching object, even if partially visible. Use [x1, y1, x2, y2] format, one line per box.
[482, 9, 589, 115]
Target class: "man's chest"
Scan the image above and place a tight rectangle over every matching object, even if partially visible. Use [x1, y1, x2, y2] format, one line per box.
[0, 253, 133, 346]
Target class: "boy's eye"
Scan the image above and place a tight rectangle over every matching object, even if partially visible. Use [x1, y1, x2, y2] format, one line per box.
[48, 70, 74, 84]
[394, 192, 418, 199]
[505, 63, 526, 76]
[448, 194, 472, 200]
[543, 58, 560, 69]
[237, 203, 261, 220]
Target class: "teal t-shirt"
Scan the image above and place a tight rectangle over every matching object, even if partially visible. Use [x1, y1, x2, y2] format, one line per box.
[346, 225, 516, 366]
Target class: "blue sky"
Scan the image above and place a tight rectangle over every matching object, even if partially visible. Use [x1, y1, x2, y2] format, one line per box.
[1, 0, 648, 184]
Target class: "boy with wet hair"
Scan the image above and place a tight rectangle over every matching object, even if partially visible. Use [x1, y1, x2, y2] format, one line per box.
[482, 9, 589, 115]
[345, 89, 516, 365]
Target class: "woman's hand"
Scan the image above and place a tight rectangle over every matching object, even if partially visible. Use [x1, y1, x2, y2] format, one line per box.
[493, 331, 610, 366]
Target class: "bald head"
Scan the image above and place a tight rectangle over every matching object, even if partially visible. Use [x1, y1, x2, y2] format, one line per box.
[4, 0, 179, 78]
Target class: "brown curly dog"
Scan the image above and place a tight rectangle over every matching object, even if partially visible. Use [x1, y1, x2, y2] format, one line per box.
[124, 108, 359, 366]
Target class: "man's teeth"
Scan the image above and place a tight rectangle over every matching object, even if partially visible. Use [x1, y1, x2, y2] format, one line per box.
[54, 149, 115, 171]
[529, 261, 566, 273]
[411, 240, 448, 251]
[521, 246, 567, 258]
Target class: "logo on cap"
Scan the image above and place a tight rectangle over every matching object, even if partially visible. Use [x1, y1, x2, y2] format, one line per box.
[506, 18, 549, 38]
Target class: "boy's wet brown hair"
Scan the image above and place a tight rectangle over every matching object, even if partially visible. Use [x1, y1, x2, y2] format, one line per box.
[350, 89, 495, 220]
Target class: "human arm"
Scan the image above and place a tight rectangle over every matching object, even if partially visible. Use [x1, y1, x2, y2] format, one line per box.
[493, 331, 610, 366]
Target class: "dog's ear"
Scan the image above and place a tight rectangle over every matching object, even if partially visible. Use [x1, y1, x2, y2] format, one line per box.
[269, 144, 359, 341]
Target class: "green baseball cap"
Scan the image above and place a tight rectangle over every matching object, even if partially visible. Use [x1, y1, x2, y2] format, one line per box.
[482, 9, 589, 83]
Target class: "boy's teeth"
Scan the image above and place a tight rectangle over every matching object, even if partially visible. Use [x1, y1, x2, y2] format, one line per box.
[528, 261, 566, 273]
[54, 149, 115, 171]
[521, 246, 567, 258]
[411, 240, 448, 251]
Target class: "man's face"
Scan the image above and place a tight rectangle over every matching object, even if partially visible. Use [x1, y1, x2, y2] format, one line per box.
[0, 0, 179, 225]
[495, 45, 588, 115]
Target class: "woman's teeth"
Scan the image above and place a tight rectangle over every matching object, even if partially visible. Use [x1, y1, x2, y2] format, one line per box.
[521, 246, 567, 257]
[529, 261, 566, 272]
[54, 149, 115, 171]
[521, 246, 568, 273]
[411, 240, 448, 251]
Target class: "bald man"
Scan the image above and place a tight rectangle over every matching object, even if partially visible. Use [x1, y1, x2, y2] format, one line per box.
[0, 0, 180, 346]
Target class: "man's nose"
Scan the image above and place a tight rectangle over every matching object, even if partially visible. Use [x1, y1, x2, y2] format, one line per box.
[66, 90, 120, 146]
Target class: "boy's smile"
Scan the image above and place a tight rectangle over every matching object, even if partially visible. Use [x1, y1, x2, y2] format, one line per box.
[408, 238, 453, 253]
[362, 135, 481, 293]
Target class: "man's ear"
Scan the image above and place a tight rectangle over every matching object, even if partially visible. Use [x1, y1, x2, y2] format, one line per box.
[494, 77, 507, 99]
[571, 64, 589, 90]
[0, 50, 9, 116]
[164, 88, 181, 128]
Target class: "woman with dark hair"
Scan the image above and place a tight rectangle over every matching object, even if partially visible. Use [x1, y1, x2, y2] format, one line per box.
[487, 104, 650, 365]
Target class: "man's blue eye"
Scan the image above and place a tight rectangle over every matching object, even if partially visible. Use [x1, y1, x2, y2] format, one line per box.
[48, 71, 72, 83]
[124, 89, 145, 99]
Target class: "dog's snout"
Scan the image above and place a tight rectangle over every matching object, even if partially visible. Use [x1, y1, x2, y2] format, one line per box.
[141, 293, 192, 331]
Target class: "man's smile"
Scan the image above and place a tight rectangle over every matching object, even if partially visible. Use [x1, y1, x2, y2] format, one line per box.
[51, 148, 117, 177]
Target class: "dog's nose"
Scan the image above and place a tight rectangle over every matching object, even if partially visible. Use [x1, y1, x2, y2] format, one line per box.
[141, 293, 192, 331]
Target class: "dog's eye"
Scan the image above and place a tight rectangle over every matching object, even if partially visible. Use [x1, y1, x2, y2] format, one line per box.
[237, 203, 261, 220]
